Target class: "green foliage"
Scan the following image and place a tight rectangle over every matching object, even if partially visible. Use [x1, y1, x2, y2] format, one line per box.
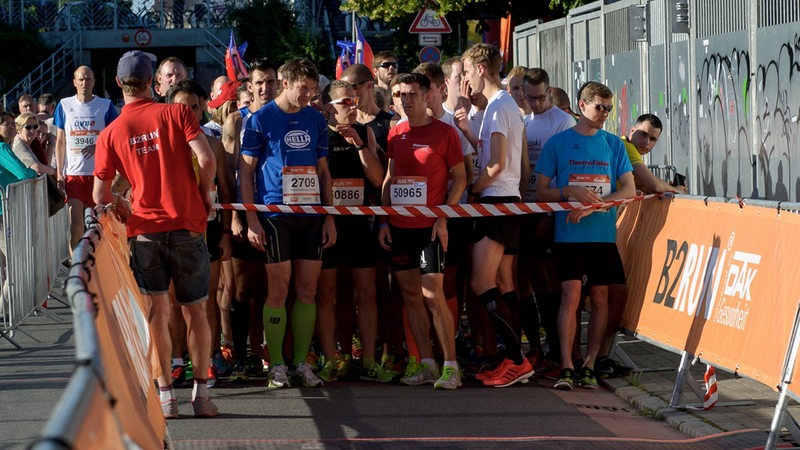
[342, 0, 578, 22]
[549, 0, 586, 12]
[229, 0, 333, 70]
[0, 25, 51, 94]
[342, 0, 482, 21]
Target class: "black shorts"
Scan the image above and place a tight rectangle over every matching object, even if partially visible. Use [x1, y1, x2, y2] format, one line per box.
[518, 214, 554, 258]
[207, 219, 221, 262]
[444, 218, 473, 268]
[473, 196, 522, 253]
[322, 216, 378, 269]
[554, 242, 626, 286]
[388, 226, 445, 274]
[231, 212, 267, 261]
[260, 215, 325, 264]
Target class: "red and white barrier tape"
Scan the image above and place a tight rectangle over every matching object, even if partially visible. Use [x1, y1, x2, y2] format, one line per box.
[213, 193, 658, 218]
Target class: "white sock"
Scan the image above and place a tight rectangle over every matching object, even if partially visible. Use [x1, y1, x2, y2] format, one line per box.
[421, 358, 437, 372]
[192, 380, 209, 401]
[172, 357, 184, 367]
[444, 360, 458, 370]
[159, 387, 174, 403]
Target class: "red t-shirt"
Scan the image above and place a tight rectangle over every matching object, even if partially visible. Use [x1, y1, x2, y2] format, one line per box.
[386, 118, 462, 229]
[94, 98, 207, 237]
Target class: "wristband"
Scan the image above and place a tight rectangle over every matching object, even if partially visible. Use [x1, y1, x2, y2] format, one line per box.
[354, 144, 366, 150]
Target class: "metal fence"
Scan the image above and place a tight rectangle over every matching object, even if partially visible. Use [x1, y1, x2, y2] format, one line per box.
[0, 176, 70, 348]
[512, 0, 800, 202]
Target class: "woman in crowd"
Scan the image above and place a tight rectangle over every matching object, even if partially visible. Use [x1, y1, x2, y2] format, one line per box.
[11, 113, 55, 176]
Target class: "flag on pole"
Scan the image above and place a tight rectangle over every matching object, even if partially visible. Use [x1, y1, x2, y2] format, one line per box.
[225, 30, 248, 81]
[335, 41, 355, 79]
[354, 27, 373, 69]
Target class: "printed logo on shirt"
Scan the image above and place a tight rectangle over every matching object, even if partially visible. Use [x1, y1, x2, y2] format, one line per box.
[73, 119, 96, 128]
[284, 130, 311, 149]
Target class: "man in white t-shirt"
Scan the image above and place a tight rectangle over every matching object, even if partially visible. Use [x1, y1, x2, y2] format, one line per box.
[516, 68, 576, 370]
[54, 65, 118, 249]
[462, 43, 532, 388]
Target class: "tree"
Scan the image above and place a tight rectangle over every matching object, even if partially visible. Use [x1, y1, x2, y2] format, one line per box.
[341, 0, 581, 22]
[230, 0, 332, 70]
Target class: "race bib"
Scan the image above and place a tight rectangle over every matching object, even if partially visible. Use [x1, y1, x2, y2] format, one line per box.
[568, 174, 611, 198]
[524, 162, 538, 202]
[282, 166, 320, 205]
[390, 176, 427, 205]
[68, 129, 99, 154]
[332, 178, 364, 206]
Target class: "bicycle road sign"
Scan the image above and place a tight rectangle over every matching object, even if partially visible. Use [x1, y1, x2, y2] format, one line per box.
[409, 9, 452, 34]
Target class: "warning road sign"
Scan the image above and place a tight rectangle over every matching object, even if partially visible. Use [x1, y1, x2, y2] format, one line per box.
[409, 9, 452, 34]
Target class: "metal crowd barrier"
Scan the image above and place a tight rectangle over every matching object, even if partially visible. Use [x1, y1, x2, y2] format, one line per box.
[0, 175, 70, 348]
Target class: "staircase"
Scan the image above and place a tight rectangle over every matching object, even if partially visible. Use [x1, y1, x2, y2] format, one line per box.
[1, 33, 82, 110]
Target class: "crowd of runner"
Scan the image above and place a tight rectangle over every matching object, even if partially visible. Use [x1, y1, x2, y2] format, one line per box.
[0, 42, 687, 419]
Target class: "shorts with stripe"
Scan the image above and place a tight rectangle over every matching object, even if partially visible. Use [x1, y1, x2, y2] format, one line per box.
[260, 215, 324, 264]
[388, 226, 445, 274]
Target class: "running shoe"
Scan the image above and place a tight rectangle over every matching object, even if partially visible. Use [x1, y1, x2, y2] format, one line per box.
[228, 363, 249, 383]
[595, 357, 633, 379]
[400, 361, 439, 386]
[192, 396, 219, 418]
[267, 364, 291, 389]
[317, 360, 338, 383]
[247, 353, 265, 377]
[161, 398, 179, 419]
[212, 351, 232, 377]
[360, 362, 394, 383]
[482, 358, 534, 388]
[380, 354, 404, 379]
[577, 367, 599, 389]
[336, 353, 352, 378]
[352, 335, 363, 360]
[206, 366, 217, 388]
[554, 368, 575, 390]
[185, 360, 194, 380]
[294, 362, 324, 387]
[220, 343, 235, 364]
[475, 359, 507, 382]
[171, 365, 190, 389]
[401, 356, 421, 381]
[433, 366, 462, 390]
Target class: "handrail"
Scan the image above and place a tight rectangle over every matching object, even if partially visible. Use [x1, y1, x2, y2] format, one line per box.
[1, 33, 81, 110]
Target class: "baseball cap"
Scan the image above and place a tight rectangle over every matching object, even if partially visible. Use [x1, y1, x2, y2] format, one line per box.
[117, 51, 156, 80]
[208, 80, 242, 109]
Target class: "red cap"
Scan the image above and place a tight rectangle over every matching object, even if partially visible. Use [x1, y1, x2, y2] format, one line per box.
[208, 80, 242, 109]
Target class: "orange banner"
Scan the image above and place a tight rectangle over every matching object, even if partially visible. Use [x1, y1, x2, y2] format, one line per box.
[87, 214, 166, 449]
[618, 197, 800, 395]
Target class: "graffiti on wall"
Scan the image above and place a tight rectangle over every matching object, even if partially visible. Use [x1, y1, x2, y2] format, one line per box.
[696, 42, 752, 200]
[755, 33, 800, 202]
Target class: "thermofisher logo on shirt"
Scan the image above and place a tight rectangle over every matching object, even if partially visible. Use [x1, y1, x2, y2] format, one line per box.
[284, 130, 311, 149]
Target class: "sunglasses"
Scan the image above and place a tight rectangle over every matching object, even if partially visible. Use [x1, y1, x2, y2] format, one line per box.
[23, 124, 38, 130]
[589, 101, 613, 113]
[351, 80, 370, 90]
[329, 96, 358, 106]
[378, 62, 398, 69]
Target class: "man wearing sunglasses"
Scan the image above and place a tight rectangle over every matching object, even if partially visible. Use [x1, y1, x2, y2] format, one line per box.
[341, 64, 394, 157]
[372, 51, 399, 91]
[534, 81, 635, 391]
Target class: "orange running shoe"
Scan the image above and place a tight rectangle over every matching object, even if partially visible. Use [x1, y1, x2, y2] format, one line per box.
[482, 358, 535, 388]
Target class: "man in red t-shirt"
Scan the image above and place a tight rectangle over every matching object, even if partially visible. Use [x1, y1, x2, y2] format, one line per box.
[378, 72, 466, 390]
[93, 50, 219, 419]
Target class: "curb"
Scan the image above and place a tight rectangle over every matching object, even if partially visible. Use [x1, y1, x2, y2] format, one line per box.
[604, 377, 727, 437]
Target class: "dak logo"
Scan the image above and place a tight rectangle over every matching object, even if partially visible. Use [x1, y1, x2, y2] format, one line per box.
[284, 130, 311, 149]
